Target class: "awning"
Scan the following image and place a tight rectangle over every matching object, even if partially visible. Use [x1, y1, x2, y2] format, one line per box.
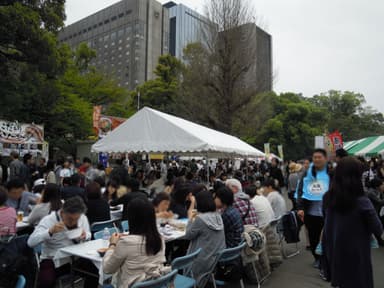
[92, 107, 265, 158]
[345, 136, 384, 156]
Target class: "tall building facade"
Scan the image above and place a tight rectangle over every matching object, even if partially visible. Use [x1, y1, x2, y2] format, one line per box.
[164, 2, 209, 59]
[58, 0, 169, 90]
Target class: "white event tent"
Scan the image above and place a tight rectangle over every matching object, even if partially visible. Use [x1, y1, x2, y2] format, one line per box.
[92, 107, 264, 158]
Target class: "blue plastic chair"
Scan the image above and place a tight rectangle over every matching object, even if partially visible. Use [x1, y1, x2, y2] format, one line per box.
[90, 219, 116, 233]
[171, 248, 202, 288]
[121, 220, 129, 232]
[94, 227, 119, 240]
[15, 275, 26, 288]
[212, 242, 246, 288]
[131, 269, 178, 288]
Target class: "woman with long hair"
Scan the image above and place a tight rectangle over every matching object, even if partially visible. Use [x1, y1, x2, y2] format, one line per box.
[323, 157, 383, 288]
[103, 198, 168, 287]
[28, 184, 62, 226]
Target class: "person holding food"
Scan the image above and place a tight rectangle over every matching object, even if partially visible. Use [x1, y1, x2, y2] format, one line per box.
[27, 196, 97, 288]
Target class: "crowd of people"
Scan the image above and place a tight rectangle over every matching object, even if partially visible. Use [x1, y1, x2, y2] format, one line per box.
[0, 148, 383, 288]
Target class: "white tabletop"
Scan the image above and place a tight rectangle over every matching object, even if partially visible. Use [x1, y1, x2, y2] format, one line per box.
[16, 217, 30, 231]
[56, 239, 110, 285]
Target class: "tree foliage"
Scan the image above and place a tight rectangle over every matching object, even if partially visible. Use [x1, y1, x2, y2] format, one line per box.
[132, 54, 183, 114]
[0, 1, 132, 155]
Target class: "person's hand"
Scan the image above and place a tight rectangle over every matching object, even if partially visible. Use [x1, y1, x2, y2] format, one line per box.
[79, 230, 87, 240]
[189, 195, 196, 206]
[297, 210, 305, 222]
[109, 233, 120, 245]
[165, 211, 174, 219]
[49, 222, 65, 235]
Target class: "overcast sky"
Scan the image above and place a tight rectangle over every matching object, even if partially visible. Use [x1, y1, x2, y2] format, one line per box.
[65, 0, 384, 112]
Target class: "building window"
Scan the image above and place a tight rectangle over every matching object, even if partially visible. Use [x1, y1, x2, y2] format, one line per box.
[104, 19, 110, 24]
[111, 32, 116, 40]
[111, 16, 117, 21]
[118, 29, 124, 37]
[118, 13, 124, 18]
[104, 35, 109, 42]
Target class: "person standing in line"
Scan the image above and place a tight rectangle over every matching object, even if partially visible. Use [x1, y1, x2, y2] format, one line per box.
[296, 149, 330, 268]
[322, 157, 383, 288]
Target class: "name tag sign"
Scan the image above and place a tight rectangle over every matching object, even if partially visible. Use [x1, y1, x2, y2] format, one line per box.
[309, 180, 326, 196]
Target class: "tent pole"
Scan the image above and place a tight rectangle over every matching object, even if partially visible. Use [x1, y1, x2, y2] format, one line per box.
[206, 152, 210, 187]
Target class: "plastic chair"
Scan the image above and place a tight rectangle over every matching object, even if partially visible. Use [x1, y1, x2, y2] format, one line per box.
[15, 275, 26, 288]
[94, 227, 119, 240]
[212, 243, 246, 288]
[121, 220, 129, 232]
[171, 248, 202, 288]
[131, 269, 178, 288]
[90, 219, 116, 233]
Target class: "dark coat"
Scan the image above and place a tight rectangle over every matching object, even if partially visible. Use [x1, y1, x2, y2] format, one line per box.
[323, 196, 383, 288]
[110, 190, 148, 220]
[86, 198, 111, 225]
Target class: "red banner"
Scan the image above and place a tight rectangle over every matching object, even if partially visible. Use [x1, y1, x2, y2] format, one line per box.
[327, 131, 344, 153]
[93, 106, 126, 139]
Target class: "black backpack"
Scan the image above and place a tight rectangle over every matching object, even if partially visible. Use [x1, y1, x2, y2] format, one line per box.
[0, 235, 37, 288]
[281, 211, 301, 244]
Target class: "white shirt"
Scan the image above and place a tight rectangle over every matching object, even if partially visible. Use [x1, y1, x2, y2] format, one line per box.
[266, 191, 287, 219]
[250, 195, 275, 228]
[27, 211, 91, 260]
[59, 168, 72, 178]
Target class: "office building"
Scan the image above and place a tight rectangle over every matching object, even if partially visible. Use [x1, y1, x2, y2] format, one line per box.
[164, 1, 210, 59]
[58, 0, 169, 90]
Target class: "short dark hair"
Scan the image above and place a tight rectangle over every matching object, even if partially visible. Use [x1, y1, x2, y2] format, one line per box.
[83, 157, 92, 164]
[93, 176, 105, 188]
[62, 196, 87, 214]
[172, 184, 191, 204]
[62, 177, 72, 186]
[126, 178, 140, 191]
[313, 148, 327, 157]
[0, 186, 8, 205]
[244, 185, 257, 199]
[335, 148, 348, 158]
[6, 179, 25, 190]
[152, 192, 171, 207]
[369, 178, 383, 189]
[215, 187, 234, 206]
[85, 182, 102, 200]
[196, 190, 216, 213]
[70, 174, 81, 185]
[263, 178, 277, 189]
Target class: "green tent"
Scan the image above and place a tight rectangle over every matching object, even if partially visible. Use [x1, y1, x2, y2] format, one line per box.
[344, 136, 384, 157]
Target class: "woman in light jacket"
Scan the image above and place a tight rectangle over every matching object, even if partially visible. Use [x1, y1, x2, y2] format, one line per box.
[103, 198, 169, 287]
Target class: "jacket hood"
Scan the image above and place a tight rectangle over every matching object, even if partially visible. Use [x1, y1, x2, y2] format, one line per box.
[198, 212, 224, 231]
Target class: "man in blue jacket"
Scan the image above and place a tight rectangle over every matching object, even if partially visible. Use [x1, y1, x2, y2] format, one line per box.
[296, 149, 330, 268]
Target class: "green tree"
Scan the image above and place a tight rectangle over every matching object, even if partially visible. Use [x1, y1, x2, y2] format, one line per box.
[309, 90, 384, 141]
[257, 93, 328, 160]
[132, 54, 184, 113]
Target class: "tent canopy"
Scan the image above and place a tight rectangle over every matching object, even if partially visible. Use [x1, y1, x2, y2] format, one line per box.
[345, 136, 384, 156]
[92, 107, 265, 158]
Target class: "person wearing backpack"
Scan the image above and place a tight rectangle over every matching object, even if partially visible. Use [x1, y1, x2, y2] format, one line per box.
[296, 149, 330, 269]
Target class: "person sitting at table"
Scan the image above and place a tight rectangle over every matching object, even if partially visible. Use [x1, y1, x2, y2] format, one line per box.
[214, 186, 244, 248]
[169, 184, 195, 219]
[85, 182, 111, 225]
[28, 183, 62, 226]
[152, 192, 174, 219]
[110, 178, 148, 220]
[104, 180, 119, 203]
[245, 185, 275, 228]
[27, 196, 97, 288]
[61, 174, 86, 202]
[103, 198, 170, 287]
[184, 190, 225, 287]
[0, 186, 17, 236]
[6, 178, 39, 216]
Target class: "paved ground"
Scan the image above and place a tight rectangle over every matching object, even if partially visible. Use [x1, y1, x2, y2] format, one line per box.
[244, 239, 384, 288]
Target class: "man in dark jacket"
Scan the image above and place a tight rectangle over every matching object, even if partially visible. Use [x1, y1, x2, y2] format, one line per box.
[61, 174, 86, 202]
[110, 178, 148, 220]
[269, 158, 284, 188]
